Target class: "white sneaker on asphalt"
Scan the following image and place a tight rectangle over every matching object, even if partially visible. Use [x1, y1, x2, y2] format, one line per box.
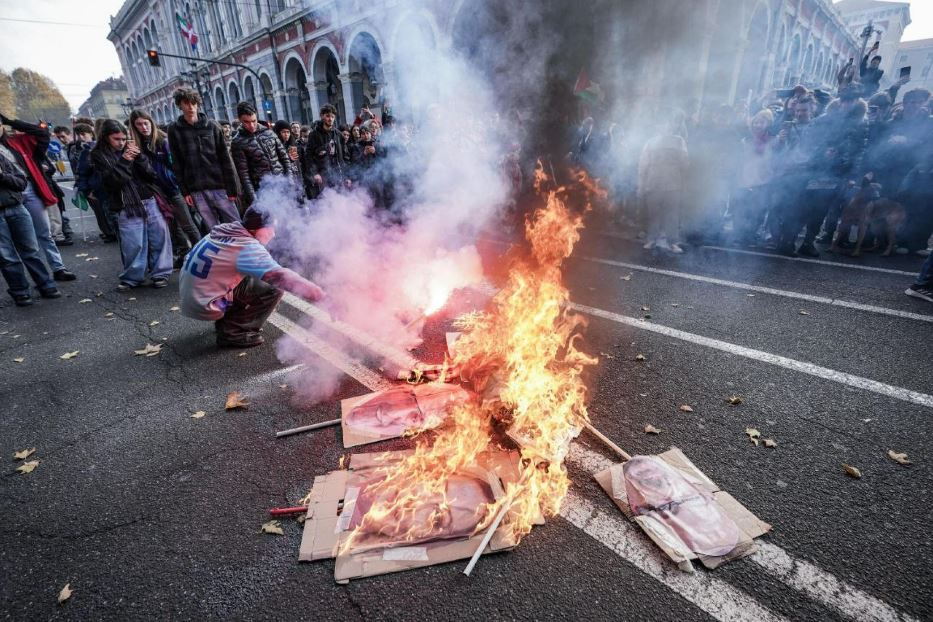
[905, 286, 933, 303]
[655, 237, 672, 252]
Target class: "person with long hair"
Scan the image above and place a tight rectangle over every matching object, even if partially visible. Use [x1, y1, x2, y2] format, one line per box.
[128, 109, 201, 262]
[91, 120, 172, 290]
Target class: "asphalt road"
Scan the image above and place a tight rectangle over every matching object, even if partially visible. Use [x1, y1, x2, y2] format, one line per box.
[1, 187, 931, 621]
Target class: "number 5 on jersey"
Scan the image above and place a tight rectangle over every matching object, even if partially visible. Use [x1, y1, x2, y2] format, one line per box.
[184, 241, 221, 279]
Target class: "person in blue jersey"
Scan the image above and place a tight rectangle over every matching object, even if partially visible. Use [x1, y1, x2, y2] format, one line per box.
[179, 206, 325, 348]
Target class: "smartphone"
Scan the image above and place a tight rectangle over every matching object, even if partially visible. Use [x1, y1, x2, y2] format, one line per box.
[900, 66, 911, 80]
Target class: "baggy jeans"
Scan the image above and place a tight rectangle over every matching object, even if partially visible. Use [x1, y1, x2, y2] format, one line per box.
[21, 184, 65, 272]
[191, 189, 239, 230]
[117, 198, 173, 286]
[0, 203, 55, 298]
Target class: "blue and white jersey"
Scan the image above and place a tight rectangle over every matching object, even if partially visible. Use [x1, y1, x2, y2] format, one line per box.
[178, 222, 281, 320]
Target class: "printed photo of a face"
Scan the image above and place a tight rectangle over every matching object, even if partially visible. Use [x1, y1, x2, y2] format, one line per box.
[346, 386, 424, 438]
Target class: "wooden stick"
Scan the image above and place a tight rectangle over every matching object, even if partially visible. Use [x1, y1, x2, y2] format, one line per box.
[275, 418, 341, 438]
[463, 502, 510, 577]
[583, 421, 632, 461]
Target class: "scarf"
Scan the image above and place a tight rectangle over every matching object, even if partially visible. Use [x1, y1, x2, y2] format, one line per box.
[4, 134, 58, 206]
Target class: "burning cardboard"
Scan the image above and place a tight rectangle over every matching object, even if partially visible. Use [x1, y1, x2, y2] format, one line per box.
[594, 447, 770, 571]
[340, 382, 473, 448]
[299, 449, 523, 582]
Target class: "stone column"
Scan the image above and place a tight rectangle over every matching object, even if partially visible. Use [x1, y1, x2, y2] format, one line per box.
[338, 72, 360, 124]
[307, 82, 324, 121]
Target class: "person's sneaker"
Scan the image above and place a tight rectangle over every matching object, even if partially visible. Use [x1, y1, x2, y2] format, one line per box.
[151, 277, 169, 289]
[55, 238, 74, 247]
[916, 249, 930, 257]
[655, 236, 672, 252]
[53, 269, 77, 281]
[39, 288, 62, 299]
[642, 239, 656, 250]
[116, 282, 134, 292]
[669, 243, 684, 254]
[796, 244, 820, 258]
[12, 294, 33, 307]
[217, 334, 264, 348]
[905, 285, 933, 303]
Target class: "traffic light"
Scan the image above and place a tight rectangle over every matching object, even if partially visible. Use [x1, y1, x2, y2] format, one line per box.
[147, 49, 160, 67]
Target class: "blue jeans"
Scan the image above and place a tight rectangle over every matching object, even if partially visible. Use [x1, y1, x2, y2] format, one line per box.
[0, 204, 55, 298]
[117, 198, 173, 285]
[21, 184, 65, 272]
[916, 251, 932, 288]
[191, 189, 239, 230]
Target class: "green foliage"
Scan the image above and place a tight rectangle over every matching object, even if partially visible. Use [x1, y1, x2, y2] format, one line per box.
[8, 68, 72, 126]
[0, 71, 15, 119]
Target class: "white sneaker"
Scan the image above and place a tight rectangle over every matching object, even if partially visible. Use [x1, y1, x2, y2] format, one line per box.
[916, 249, 930, 257]
[906, 286, 933, 303]
[655, 237, 672, 252]
[669, 243, 684, 254]
[643, 240, 656, 250]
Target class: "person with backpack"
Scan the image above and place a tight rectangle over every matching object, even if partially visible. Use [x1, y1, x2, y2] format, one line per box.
[91, 120, 172, 290]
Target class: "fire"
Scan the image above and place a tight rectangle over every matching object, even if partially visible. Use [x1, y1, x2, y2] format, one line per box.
[343, 166, 597, 551]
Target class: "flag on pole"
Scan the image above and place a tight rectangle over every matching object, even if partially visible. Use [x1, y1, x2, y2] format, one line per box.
[573, 68, 603, 103]
[175, 12, 199, 51]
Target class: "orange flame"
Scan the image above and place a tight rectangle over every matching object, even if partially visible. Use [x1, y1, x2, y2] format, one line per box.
[342, 166, 597, 551]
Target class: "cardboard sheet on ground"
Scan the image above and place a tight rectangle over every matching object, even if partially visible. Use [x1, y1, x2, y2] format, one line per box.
[340, 382, 473, 448]
[299, 449, 523, 582]
[594, 447, 770, 571]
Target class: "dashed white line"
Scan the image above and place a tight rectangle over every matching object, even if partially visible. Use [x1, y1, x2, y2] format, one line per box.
[571, 302, 933, 409]
[580, 255, 933, 323]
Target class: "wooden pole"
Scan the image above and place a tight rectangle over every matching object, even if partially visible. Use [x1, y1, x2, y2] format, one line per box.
[583, 421, 631, 461]
[463, 502, 511, 576]
[275, 418, 341, 438]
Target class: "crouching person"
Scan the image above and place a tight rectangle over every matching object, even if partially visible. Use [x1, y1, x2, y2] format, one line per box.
[179, 207, 325, 348]
[91, 120, 173, 290]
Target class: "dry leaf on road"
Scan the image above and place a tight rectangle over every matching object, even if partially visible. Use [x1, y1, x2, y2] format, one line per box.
[670, 303, 680, 307]
[644, 424, 662, 435]
[843, 464, 862, 479]
[678, 404, 694, 413]
[799, 310, 810, 316]
[261, 520, 284, 535]
[238, 352, 247, 357]
[59, 351, 79, 360]
[134, 343, 162, 357]
[599, 351, 615, 359]
[16, 460, 40, 474]
[13, 448, 36, 460]
[191, 411, 206, 419]
[58, 583, 72, 604]
[726, 395, 743, 406]
[149, 320, 160, 327]
[746, 293, 755, 297]
[78, 298, 92, 304]
[75, 253, 88, 258]
[641, 305, 650, 312]
[13, 357, 24, 363]
[745, 427, 761, 446]
[763, 438, 778, 448]
[128, 297, 136, 301]
[279, 384, 288, 389]
[225, 392, 249, 410]
[104, 312, 114, 318]
[621, 273, 632, 281]
[887, 450, 911, 466]
[89, 274, 98, 279]
[85, 256, 98, 262]
[634, 354, 646, 362]
[169, 306, 180, 312]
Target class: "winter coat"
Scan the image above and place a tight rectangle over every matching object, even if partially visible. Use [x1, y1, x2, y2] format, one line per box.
[141, 135, 182, 197]
[303, 121, 346, 190]
[230, 126, 293, 206]
[91, 147, 158, 217]
[0, 118, 58, 206]
[0, 155, 28, 208]
[637, 134, 689, 196]
[859, 54, 884, 97]
[166, 113, 239, 197]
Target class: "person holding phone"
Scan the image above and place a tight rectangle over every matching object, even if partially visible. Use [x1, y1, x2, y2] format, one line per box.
[859, 41, 885, 97]
[91, 120, 172, 290]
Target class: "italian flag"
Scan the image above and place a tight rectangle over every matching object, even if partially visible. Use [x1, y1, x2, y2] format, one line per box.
[573, 68, 603, 103]
[176, 12, 198, 50]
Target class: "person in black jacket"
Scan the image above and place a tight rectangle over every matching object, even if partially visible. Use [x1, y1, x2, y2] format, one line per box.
[166, 88, 241, 229]
[232, 104, 294, 208]
[303, 104, 347, 196]
[91, 120, 173, 291]
[0, 143, 59, 306]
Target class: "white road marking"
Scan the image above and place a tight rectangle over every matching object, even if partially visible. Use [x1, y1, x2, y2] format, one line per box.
[700, 245, 918, 277]
[570, 302, 933, 409]
[567, 444, 917, 622]
[580, 255, 933, 323]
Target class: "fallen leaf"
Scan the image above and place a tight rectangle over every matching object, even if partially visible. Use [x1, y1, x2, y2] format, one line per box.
[726, 395, 743, 406]
[678, 404, 694, 413]
[191, 411, 206, 419]
[763, 438, 778, 448]
[89, 274, 98, 279]
[13, 447, 35, 460]
[238, 352, 247, 357]
[59, 351, 80, 360]
[638, 392, 648, 397]
[746, 293, 755, 297]
[799, 310, 810, 316]
[745, 427, 761, 446]
[644, 424, 662, 434]
[843, 464, 862, 479]
[169, 306, 180, 312]
[295, 514, 307, 524]
[134, 343, 162, 357]
[598, 351, 615, 359]
[279, 384, 288, 389]
[260, 520, 284, 535]
[78, 298, 92, 304]
[149, 320, 160, 327]
[75, 253, 89, 258]
[670, 303, 680, 307]
[85, 256, 98, 262]
[128, 297, 136, 301]
[621, 273, 632, 281]
[887, 450, 911, 466]
[95, 292, 103, 297]
[225, 391, 249, 410]
[641, 305, 650, 312]
[16, 460, 39, 474]
[58, 583, 72, 604]
[104, 312, 114, 318]
[13, 334, 20, 338]
[634, 354, 646, 362]
[13, 357, 24, 363]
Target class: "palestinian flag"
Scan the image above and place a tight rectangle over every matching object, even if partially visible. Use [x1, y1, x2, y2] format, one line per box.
[176, 12, 199, 51]
[573, 68, 603, 103]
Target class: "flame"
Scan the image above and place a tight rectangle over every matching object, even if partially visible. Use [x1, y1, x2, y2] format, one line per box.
[342, 165, 597, 551]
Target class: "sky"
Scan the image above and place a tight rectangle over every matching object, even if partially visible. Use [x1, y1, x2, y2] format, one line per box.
[0, 0, 931, 113]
